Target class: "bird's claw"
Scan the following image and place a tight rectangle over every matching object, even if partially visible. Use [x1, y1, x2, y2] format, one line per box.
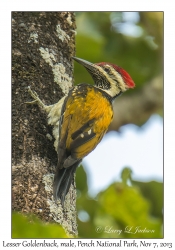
[25, 86, 46, 109]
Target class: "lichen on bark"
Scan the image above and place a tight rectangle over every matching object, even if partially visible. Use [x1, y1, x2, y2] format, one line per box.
[12, 12, 77, 236]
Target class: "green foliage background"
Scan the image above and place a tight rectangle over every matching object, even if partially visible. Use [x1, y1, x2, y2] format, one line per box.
[73, 12, 163, 238]
[12, 12, 163, 239]
[76, 166, 163, 238]
[74, 12, 163, 91]
[74, 11, 163, 238]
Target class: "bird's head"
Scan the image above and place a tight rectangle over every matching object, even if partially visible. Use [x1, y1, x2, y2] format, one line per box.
[73, 57, 135, 99]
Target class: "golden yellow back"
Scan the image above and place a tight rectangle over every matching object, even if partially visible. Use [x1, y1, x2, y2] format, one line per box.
[59, 84, 113, 160]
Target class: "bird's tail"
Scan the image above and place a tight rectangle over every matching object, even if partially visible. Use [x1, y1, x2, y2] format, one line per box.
[53, 161, 81, 205]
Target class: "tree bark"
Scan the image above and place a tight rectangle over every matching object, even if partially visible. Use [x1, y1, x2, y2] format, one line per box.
[12, 12, 77, 236]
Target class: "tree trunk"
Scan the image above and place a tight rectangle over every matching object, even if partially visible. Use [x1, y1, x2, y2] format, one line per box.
[12, 12, 77, 236]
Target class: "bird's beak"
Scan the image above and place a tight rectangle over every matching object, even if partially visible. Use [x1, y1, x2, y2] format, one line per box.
[72, 57, 96, 73]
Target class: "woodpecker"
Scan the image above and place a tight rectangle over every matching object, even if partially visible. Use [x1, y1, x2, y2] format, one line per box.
[53, 57, 135, 204]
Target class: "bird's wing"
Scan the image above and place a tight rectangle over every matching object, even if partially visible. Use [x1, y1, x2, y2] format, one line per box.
[58, 84, 113, 168]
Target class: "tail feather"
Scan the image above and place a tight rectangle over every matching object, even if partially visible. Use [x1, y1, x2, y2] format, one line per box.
[53, 161, 81, 205]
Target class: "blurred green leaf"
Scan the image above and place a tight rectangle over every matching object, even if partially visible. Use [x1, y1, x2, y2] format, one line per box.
[121, 167, 132, 185]
[132, 180, 163, 219]
[12, 212, 69, 238]
[98, 182, 162, 238]
[76, 165, 88, 192]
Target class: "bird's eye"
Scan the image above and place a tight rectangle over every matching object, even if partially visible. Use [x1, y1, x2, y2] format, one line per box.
[104, 67, 110, 73]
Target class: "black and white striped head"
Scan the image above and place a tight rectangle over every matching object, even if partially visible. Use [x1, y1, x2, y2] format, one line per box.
[73, 57, 135, 98]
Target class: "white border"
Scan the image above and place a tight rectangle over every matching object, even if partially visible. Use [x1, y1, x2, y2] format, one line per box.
[1, 1, 175, 247]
